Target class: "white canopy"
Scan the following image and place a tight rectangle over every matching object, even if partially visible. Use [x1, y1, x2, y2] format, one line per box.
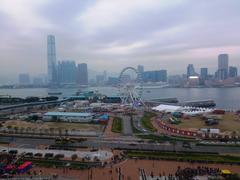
[152, 104, 182, 113]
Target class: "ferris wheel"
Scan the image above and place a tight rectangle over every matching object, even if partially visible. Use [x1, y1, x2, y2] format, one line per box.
[118, 67, 144, 107]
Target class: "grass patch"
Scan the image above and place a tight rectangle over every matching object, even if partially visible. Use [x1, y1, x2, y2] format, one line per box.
[140, 111, 157, 132]
[111, 117, 122, 133]
[126, 151, 240, 164]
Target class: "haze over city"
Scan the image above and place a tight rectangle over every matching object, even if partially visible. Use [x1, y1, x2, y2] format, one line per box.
[1, 0, 240, 84]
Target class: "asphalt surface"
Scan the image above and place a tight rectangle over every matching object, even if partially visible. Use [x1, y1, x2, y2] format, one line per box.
[121, 116, 133, 136]
[0, 136, 55, 148]
[2, 136, 240, 154]
[77, 140, 240, 154]
[0, 146, 112, 161]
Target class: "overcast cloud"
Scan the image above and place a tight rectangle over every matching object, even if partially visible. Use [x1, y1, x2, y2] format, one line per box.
[0, 0, 240, 83]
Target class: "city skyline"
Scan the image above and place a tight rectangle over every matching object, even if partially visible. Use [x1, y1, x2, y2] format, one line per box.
[1, 0, 240, 84]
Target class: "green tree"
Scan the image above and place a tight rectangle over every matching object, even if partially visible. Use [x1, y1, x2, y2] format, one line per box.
[71, 154, 78, 161]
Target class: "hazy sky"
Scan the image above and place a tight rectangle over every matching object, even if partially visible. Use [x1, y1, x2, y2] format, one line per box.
[0, 0, 240, 83]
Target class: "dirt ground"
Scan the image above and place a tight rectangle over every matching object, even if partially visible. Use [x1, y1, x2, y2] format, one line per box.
[3, 120, 103, 132]
[173, 112, 240, 134]
[29, 159, 240, 180]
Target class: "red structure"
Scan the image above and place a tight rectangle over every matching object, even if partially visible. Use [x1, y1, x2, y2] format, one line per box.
[4, 165, 15, 172]
[17, 161, 32, 174]
[157, 119, 198, 138]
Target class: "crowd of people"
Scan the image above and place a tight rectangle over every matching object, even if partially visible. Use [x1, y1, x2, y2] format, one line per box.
[175, 166, 221, 179]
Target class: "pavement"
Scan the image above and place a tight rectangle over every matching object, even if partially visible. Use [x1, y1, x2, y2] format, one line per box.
[121, 116, 133, 136]
[76, 139, 240, 154]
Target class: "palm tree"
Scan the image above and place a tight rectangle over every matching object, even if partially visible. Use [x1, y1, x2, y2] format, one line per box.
[45, 129, 50, 135]
[65, 129, 68, 136]
[58, 128, 63, 136]
[14, 126, 18, 134]
[49, 128, 54, 136]
[26, 127, 31, 134]
[20, 127, 25, 134]
[71, 154, 78, 161]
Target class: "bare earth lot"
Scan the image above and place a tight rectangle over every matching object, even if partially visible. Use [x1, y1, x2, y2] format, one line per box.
[173, 113, 240, 134]
[3, 120, 103, 132]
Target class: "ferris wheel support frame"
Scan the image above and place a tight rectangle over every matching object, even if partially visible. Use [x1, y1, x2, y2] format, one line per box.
[118, 66, 146, 108]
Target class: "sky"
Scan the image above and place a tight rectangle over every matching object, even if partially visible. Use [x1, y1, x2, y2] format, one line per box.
[0, 0, 240, 83]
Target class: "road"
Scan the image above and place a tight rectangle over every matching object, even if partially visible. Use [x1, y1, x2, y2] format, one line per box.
[0, 136, 55, 148]
[2, 136, 240, 154]
[121, 116, 133, 136]
[76, 140, 240, 154]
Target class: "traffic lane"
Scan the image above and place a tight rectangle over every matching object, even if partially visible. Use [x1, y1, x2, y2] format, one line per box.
[121, 116, 133, 136]
[0, 136, 55, 148]
[75, 140, 240, 153]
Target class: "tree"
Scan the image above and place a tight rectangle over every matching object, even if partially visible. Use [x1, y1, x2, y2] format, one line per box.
[65, 129, 68, 136]
[49, 128, 54, 136]
[31, 115, 38, 121]
[20, 127, 25, 134]
[44, 129, 49, 135]
[71, 154, 78, 161]
[14, 126, 18, 133]
[58, 128, 63, 136]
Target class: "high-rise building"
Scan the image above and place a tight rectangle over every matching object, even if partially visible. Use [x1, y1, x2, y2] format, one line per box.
[229, 66, 238, 78]
[103, 70, 107, 82]
[137, 65, 144, 81]
[200, 68, 208, 80]
[77, 63, 88, 85]
[187, 64, 195, 77]
[32, 77, 44, 86]
[107, 77, 119, 86]
[57, 60, 77, 84]
[217, 54, 229, 80]
[47, 35, 57, 84]
[96, 75, 105, 85]
[142, 70, 167, 82]
[137, 65, 144, 74]
[19, 73, 30, 85]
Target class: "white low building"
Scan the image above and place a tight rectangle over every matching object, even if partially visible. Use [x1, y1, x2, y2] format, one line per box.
[152, 104, 183, 113]
[43, 112, 94, 123]
[152, 104, 213, 115]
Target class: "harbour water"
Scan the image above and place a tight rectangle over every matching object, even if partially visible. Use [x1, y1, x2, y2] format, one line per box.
[0, 87, 240, 110]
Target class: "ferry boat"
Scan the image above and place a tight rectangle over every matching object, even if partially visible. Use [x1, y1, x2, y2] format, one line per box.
[48, 92, 62, 95]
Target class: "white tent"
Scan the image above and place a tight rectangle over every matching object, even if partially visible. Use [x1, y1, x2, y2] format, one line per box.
[152, 104, 182, 113]
[152, 104, 213, 115]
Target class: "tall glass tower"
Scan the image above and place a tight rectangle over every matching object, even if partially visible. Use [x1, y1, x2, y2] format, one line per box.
[47, 35, 57, 84]
[217, 54, 229, 80]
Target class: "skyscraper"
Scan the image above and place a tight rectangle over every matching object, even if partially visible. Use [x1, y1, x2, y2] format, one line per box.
[229, 66, 238, 78]
[217, 54, 229, 80]
[47, 35, 57, 84]
[19, 73, 30, 85]
[137, 65, 144, 74]
[187, 64, 195, 77]
[200, 68, 208, 80]
[77, 63, 88, 85]
[142, 70, 167, 82]
[57, 60, 77, 84]
[137, 65, 144, 81]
